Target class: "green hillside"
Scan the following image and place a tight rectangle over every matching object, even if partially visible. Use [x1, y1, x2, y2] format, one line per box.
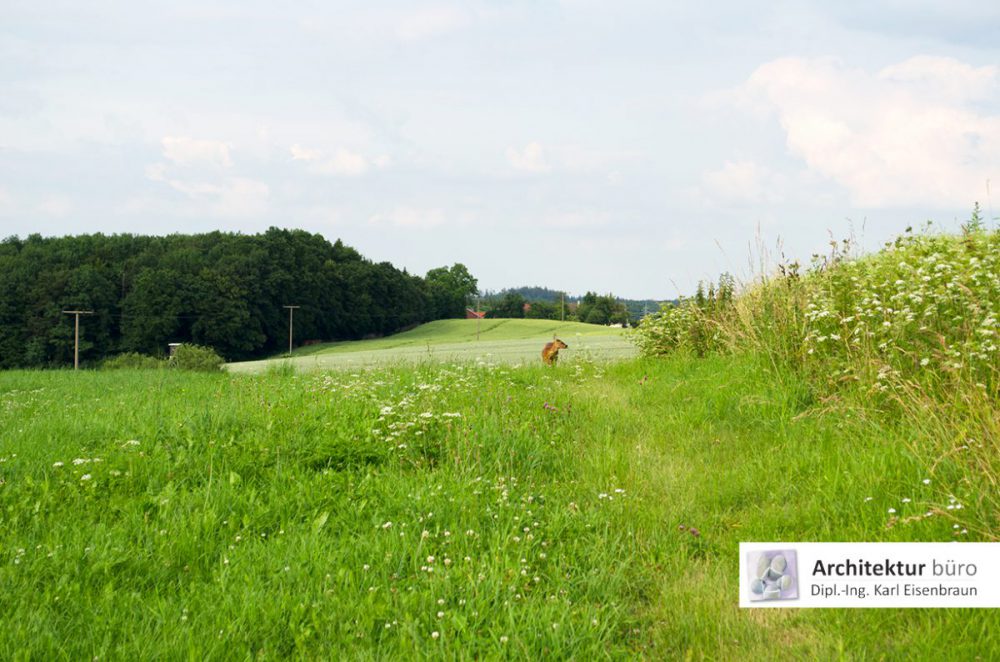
[226, 319, 633, 373]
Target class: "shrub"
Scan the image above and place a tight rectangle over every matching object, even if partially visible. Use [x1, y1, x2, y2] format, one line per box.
[170, 344, 224, 372]
[629, 300, 721, 357]
[101, 352, 163, 370]
[628, 272, 736, 358]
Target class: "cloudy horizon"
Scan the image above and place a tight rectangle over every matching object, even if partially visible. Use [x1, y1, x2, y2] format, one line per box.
[2, 1, 998, 299]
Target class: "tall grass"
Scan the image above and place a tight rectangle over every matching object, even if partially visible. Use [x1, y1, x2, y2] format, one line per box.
[631, 220, 1000, 539]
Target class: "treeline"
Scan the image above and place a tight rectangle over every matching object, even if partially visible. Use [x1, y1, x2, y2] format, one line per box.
[480, 286, 666, 325]
[0, 229, 477, 368]
[482, 290, 632, 325]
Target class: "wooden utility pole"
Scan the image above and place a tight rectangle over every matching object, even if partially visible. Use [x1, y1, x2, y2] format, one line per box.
[62, 310, 94, 370]
[283, 305, 299, 356]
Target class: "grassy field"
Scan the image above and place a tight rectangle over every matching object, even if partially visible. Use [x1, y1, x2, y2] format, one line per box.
[227, 319, 635, 373]
[0, 354, 994, 659]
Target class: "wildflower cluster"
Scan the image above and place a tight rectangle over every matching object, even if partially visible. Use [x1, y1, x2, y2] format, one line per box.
[627, 219, 1000, 541]
[628, 289, 729, 358]
[802, 226, 1000, 394]
[631, 222, 1000, 397]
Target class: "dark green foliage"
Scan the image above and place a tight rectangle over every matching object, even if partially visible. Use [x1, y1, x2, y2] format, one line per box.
[424, 263, 478, 318]
[575, 291, 630, 326]
[170, 344, 224, 372]
[101, 352, 163, 370]
[963, 201, 984, 234]
[480, 286, 663, 323]
[524, 299, 558, 319]
[630, 273, 737, 358]
[490, 292, 527, 318]
[491, 285, 565, 302]
[0, 230, 470, 367]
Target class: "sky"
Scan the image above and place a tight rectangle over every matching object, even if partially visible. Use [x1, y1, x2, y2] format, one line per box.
[1, 1, 998, 299]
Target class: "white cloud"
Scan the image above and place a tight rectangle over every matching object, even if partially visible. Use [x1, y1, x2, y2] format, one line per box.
[316, 148, 371, 176]
[144, 163, 168, 182]
[538, 211, 612, 229]
[161, 136, 232, 168]
[289, 144, 322, 161]
[164, 179, 222, 197]
[701, 160, 786, 205]
[145, 159, 269, 218]
[301, 205, 344, 227]
[740, 55, 1000, 208]
[298, 5, 481, 45]
[506, 142, 551, 173]
[554, 145, 638, 172]
[503, 142, 635, 175]
[211, 178, 270, 218]
[290, 145, 388, 176]
[369, 206, 447, 229]
[878, 56, 998, 101]
[37, 197, 72, 217]
[394, 6, 472, 41]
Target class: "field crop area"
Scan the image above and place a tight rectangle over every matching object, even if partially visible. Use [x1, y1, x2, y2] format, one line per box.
[226, 319, 635, 373]
[0, 349, 996, 658]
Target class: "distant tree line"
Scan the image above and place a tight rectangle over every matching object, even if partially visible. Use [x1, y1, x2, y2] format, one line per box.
[479, 286, 666, 326]
[0, 229, 477, 368]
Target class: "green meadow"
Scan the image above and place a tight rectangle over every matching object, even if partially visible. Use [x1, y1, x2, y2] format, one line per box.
[226, 319, 634, 373]
[0, 349, 994, 659]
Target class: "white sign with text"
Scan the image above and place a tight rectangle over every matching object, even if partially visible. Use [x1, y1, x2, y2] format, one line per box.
[740, 542, 999, 608]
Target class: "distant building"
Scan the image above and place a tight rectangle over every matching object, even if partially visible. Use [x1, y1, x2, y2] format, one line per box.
[167, 343, 181, 358]
[523, 302, 531, 314]
[466, 308, 486, 319]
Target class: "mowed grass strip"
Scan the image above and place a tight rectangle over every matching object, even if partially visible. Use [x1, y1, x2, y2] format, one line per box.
[0, 357, 992, 659]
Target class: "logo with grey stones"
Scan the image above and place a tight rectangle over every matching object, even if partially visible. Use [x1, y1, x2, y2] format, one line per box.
[747, 550, 798, 601]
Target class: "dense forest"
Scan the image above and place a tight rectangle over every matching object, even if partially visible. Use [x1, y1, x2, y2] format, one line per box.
[0, 229, 477, 368]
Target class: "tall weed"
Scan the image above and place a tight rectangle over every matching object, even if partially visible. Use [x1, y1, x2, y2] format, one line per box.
[630, 216, 1000, 538]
